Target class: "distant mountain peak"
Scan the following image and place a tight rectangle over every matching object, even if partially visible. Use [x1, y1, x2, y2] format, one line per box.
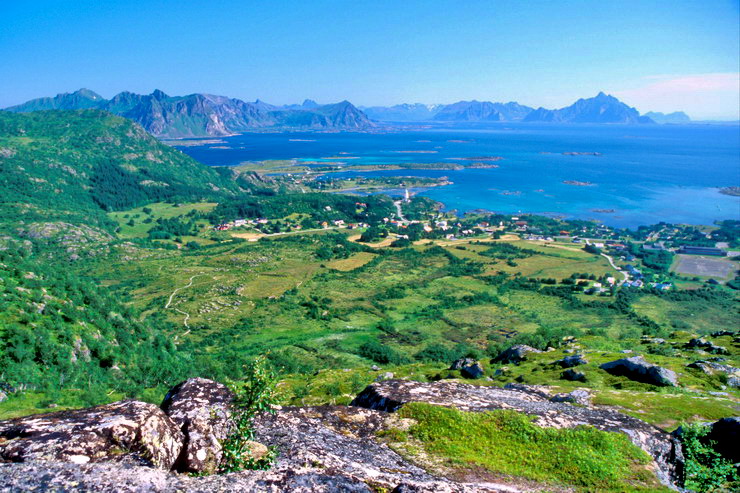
[151, 89, 169, 100]
[524, 93, 653, 124]
[75, 88, 104, 100]
[644, 111, 691, 124]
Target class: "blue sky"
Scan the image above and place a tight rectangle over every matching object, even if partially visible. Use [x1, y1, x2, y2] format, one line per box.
[1, 0, 738, 119]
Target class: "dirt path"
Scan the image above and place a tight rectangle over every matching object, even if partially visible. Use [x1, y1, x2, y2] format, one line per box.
[165, 273, 205, 327]
[231, 226, 340, 241]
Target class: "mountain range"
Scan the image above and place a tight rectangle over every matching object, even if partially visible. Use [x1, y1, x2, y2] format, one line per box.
[364, 93, 688, 125]
[5, 90, 691, 138]
[4, 89, 375, 138]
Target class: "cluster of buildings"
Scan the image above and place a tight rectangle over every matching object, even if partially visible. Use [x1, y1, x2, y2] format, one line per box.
[213, 218, 270, 231]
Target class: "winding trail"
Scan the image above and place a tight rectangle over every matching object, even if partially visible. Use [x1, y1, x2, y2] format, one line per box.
[165, 273, 205, 327]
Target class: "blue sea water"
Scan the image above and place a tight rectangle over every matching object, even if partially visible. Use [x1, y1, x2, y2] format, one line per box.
[178, 123, 740, 229]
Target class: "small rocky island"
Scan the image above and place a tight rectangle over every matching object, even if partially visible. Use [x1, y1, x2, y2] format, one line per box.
[719, 186, 740, 196]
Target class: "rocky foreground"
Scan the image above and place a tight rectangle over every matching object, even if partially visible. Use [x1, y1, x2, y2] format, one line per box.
[0, 377, 733, 492]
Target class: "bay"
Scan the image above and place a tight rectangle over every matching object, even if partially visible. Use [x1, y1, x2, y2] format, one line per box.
[178, 123, 740, 229]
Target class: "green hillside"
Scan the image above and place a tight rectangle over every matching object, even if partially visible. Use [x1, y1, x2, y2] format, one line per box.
[0, 243, 191, 407]
[0, 110, 241, 229]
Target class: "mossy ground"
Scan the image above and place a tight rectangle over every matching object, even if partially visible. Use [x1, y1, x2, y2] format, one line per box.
[381, 402, 669, 492]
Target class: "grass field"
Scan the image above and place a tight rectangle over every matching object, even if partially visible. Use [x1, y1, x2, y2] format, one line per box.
[672, 254, 737, 280]
[109, 201, 217, 239]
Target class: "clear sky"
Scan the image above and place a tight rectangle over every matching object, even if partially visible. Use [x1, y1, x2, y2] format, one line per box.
[2, 0, 739, 119]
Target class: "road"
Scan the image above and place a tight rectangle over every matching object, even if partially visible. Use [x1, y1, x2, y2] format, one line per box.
[393, 200, 407, 222]
[600, 252, 628, 282]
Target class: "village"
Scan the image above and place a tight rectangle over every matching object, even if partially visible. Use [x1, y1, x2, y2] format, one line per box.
[207, 190, 738, 293]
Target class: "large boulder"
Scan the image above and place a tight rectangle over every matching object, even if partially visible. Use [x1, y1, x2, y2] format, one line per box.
[491, 345, 541, 364]
[550, 389, 591, 406]
[554, 354, 588, 368]
[0, 400, 183, 469]
[600, 356, 678, 386]
[460, 363, 484, 379]
[710, 330, 735, 337]
[686, 360, 738, 386]
[450, 359, 484, 379]
[685, 338, 728, 354]
[706, 417, 739, 463]
[352, 379, 683, 488]
[160, 378, 233, 474]
[448, 358, 476, 371]
[561, 369, 587, 382]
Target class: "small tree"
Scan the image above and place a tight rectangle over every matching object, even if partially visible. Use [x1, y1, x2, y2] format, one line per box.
[219, 356, 280, 472]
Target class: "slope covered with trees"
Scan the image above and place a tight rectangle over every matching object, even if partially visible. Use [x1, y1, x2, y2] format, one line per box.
[0, 110, 241, 229]
[0, 244, 191, 402]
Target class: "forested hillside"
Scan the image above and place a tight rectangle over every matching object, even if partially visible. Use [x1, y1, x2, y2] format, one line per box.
[0, 244, 191, 402]
[0, 110, 240, 229]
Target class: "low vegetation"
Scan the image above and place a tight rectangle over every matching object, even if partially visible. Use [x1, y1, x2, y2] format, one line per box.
[386, 403, 665, 491]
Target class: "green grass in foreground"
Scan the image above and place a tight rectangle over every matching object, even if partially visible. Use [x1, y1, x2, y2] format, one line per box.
[387, 403, 668, 492]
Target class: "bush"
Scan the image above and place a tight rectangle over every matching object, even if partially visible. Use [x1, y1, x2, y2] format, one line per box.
[679, 423, 738, 492]
[415, 343, 455, 363]
[220, 356, 280, 473]
[358, 340, 409, 365]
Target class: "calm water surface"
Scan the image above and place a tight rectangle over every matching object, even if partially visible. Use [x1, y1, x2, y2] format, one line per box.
[178, 123, 740, 228]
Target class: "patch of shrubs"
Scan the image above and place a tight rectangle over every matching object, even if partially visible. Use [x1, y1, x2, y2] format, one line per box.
[358, 339, 410, 365]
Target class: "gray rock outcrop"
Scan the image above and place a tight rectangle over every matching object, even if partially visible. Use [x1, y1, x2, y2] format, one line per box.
[686, 360, 738, 386]
[460, 363, 484, 379]
[492, 345, 541, 364]
[0, 405, 504, 492]
[600, 356, 678, 386]
[160, 377, 234, 473]
[554, 354, 588, 368]
[561, 369, 587, 382]
[351, 379, 683, 488]
[685, 338, 728, 354]
[706, 416, 739, 463]
[450, 358, 485, 379]
[550, 389, 592, 406]
[0, 377, 689, 491]
[449, 358, 477, 370]
[0, 400, 183, 469]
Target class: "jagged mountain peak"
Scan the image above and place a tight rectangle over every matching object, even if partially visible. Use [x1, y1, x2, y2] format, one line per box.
[5, 90, 375, 137]
[524, 93, 653, 124]
[74, 88, 104, 100]
[150, 89, 169, 100]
